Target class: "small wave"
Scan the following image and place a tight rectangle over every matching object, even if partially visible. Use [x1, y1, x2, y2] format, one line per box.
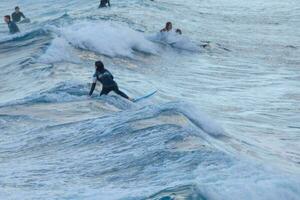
[0, 81, 87, 108]
[153, 102, 225, 137]
[0, 28, 49, 45]
[22, 81, 88, 103]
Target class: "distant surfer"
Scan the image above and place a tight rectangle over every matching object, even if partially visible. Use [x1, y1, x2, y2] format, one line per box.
[4, 15, 20, 34]
[99, 0, 111, 8]
[11, 6, 27, 23]
[160, 22, 173, 32]
[89, 61, 133, 101]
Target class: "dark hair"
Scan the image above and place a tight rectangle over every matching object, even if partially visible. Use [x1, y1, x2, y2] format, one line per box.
[15, 6, 19, 10]
[4, 15, 11, 21]
[95, 61, 104, 71]
[176, 29, 182, 34]
[166, 22, 172, 27]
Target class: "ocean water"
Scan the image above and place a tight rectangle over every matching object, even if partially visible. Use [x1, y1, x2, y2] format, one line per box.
[0, 0, 300, 199]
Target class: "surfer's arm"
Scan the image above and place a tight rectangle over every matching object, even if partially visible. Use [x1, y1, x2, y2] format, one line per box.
[160, 28, 168, 32]
[21, 12, 26, 19]
[108, 0, 111, 6]
[89, 75, 97, 96]
[89, 83, 96, 96]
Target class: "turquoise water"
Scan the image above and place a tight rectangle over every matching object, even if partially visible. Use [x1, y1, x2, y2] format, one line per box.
[0, 0, 300, 199]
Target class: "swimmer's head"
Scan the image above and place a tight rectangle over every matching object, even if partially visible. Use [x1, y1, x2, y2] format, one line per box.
[176, 29, 182, 35]
[95, 61, 104, 71]
[4, 15, 11, 23]
[165, 22, 172, 31]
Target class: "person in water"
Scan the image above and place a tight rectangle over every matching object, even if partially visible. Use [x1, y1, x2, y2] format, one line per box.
[4, 15, 20, 34]
[175, 29, 182, 35]
[99, 0, 111, 8]
[11, 6, 26, 22]
[89, 61, 133, 101]
[160, 22, 172, 32]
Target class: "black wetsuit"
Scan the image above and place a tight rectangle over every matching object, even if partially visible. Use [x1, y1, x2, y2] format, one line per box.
[89, 69, 129, 99]
[7, 21, 20, 34]
[12, 12, 26, 22]
[99, 0, 110, 8]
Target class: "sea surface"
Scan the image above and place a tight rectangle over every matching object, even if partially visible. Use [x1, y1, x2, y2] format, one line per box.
[0, 0, 300, 199]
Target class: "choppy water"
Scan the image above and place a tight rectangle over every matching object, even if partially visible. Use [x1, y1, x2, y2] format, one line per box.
[0, 0, 300, 199]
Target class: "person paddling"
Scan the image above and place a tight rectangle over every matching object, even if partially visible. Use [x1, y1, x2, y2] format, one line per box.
[89, 61, 133, 101]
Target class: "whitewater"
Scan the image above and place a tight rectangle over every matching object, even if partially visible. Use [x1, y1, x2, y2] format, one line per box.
[0, 0, 299, 199]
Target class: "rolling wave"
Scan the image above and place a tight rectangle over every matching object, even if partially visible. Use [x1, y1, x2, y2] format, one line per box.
[1, 100, 299, 199]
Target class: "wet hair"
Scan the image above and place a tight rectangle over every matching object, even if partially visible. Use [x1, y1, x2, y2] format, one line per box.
[4, 15, 11, 21]
[15, 6, 19, 10]
[176, 29, 182, 34]
[166, 22, 172, 28]
[95, 60, 104, 71]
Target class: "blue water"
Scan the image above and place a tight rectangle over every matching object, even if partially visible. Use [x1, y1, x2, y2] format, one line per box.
[1, 0, 300, 199]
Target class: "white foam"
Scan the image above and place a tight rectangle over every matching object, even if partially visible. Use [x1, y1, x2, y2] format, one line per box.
[38, 37, 80, 63]
[59, 21, 158, 58]
[175, 103, 225, 137]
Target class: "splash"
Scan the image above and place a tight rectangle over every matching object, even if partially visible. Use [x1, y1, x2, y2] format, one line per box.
[148, 31, 201, 52]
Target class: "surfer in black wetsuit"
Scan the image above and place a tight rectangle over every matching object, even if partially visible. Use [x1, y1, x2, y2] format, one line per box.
[4, 15, 20, 34]
[89, 61, 133, 101]
[160, 22, 172, 32]
[99, 0, 111, 8]
[11, 6, 26, 22]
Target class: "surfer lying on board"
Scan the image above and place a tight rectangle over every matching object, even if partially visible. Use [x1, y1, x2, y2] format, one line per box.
[89, 61, 133, 101]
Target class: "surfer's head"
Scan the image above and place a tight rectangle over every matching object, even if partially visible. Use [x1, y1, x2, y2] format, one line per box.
[15, 6, 20, 13]
[95, 60, 104, 72]
[4, 15, 11, 23]
[165, 22, 172, 31]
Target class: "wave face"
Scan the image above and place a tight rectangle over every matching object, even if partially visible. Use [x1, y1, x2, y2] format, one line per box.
[1, 0, 300, 199]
